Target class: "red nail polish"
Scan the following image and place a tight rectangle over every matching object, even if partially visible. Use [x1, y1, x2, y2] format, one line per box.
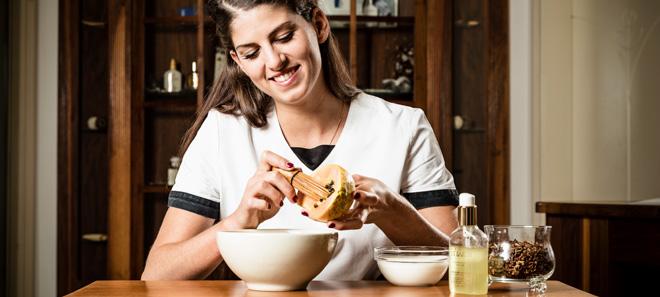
[286, 162, 294, 168]
[267, 203, 271, 210]
[280, 200, 284, 207]
[293, 196, 298, 203]
[301, 211, 308, 217]
[354, 192, 361, 200]
[328, 223, 335, 228]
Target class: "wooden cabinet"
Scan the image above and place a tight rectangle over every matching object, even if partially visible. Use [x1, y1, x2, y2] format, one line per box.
[450, 0, 509, 226]
[58, 0, 509, 288]
[107, 0, 211, 280]
[102, 0, 455, 280]
[60, 0, 508, 288]
[536, 202, 660, 297]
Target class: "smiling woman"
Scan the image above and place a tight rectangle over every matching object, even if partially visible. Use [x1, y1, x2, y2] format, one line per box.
[141, 0, 459, 282]
[179, 0, 358, 146]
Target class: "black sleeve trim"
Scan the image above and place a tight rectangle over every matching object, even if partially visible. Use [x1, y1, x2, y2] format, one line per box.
[168, 191, 220, 220]
[402, 189, 459, 209]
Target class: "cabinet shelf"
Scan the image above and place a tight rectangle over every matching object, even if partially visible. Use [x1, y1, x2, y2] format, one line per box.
[328, 15, 414, 24]
[144, 90, 198, 111]
[144, 15, 214, 29]
[145, 89, 197, 99]
[363, 89, 412, 101]
[144, 100, 197, 112]
[144, 16, 213, 26]
[328, 15, 414, 29]
[145, 16, 196, 25]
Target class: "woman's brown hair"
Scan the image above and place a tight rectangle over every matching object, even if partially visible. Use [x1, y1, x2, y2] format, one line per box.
[179, 0, 359, 155]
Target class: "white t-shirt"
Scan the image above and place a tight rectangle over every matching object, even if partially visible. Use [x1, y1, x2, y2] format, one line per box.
[170, 93, 456, 280]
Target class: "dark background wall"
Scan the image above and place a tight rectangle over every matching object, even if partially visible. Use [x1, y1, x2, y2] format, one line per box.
[0, 0, 8, 294]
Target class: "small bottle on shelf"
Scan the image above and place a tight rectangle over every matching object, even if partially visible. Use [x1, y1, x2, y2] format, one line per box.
[167, 156, 181, 186]
[449, 193, 489, 295]
[163, 58, 182, 93]
[363, 0, 378, 16]
[186, 61, 199, 90]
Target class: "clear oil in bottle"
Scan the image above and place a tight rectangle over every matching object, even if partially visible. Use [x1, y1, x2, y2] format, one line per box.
[449, 193, 489, 295]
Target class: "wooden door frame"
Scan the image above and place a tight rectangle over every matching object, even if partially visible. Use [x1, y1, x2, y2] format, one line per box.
[57, 0, 81, 295]
[107, 0, 142, 280]
[423, 0, 454, 167]
[1, 0, 9, 294]
[484, 0, 510, 225]
[59, 0, 142, 291]
[430, 0, 509, 224]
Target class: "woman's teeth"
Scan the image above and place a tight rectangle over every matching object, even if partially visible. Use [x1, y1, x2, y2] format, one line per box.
[274, 68, 295, 82]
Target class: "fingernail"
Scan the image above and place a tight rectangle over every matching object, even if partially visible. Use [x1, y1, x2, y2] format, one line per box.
[328, 223, 336, 228]
[293, 195, 298, 203]
[286, 162, 294, 168]
[301, 211, 308, 217]
[280, 200, 284, 207]
[354, 192, 361, 200]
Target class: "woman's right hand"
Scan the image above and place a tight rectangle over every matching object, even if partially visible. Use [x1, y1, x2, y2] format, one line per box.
[226, 150, 298, 229]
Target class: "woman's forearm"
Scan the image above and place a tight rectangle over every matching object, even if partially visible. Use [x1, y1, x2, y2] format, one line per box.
[141, 217, 244, 280]
[374, 197, 453, 247]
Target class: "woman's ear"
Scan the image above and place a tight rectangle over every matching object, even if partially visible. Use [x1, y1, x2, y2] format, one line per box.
[229, 50, 242, 70]
[312, 8, 330, 44]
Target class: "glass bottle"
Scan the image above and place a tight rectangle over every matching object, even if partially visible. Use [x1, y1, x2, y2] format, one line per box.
[449, 193, 489, 295]
[167, 156, 181, 186]
[186, 61, 199, 90]
[163, 58, 182, 92]
[363, 0, 378, 16]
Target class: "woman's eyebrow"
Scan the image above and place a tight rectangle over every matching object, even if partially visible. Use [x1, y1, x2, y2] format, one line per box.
[234, 21, 297, 50]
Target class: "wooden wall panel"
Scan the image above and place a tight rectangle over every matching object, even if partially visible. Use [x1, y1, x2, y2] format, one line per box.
[107, 0, 134, 280]
[452, 0, 509, 225]
[588, 218, 608, 296]
[58, 0, 81, 294]
[539, 202, 660, 296]
[607, 219, 660, 296]
[144, 111, 193, 186]
[0, 0, 8, 294]
[545, 215, 583, 289]
[78, 0, 110, 286]
[143, 194, 169, 258]
[485, 0, 509, 225]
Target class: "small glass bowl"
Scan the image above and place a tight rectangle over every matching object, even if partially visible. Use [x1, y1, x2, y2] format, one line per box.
[484, 225, 555, 293]
[374, 246, 449, 286]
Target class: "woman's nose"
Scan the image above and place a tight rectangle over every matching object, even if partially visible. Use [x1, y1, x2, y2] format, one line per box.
[265, 48, 287, 71]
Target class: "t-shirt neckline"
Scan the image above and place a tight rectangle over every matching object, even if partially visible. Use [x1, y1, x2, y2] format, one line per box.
[270, 97, 356, 172]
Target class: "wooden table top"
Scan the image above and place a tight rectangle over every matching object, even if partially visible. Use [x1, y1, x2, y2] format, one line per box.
[67, 280, 594, 296]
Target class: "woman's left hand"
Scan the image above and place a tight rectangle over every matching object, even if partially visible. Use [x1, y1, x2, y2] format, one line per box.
[326, 174, 408, 230]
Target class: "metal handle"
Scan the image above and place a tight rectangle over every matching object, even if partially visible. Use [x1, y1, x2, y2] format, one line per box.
[454, 115, 465, 130]
[455, 19, 480, 28]
[453, 115, 485, 133]
[86, 116, 107, 131]
[82, 233, 108, 242]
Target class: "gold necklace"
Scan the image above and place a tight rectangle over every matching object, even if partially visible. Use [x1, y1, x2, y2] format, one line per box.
[328, 104, 345, 145]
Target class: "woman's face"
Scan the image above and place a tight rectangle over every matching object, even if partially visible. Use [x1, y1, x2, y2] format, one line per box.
[229, 4, 328, 106]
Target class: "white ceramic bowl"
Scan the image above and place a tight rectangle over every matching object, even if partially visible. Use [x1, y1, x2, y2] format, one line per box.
[375, 246, 449, 286]
[216, 229, 338, 291]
